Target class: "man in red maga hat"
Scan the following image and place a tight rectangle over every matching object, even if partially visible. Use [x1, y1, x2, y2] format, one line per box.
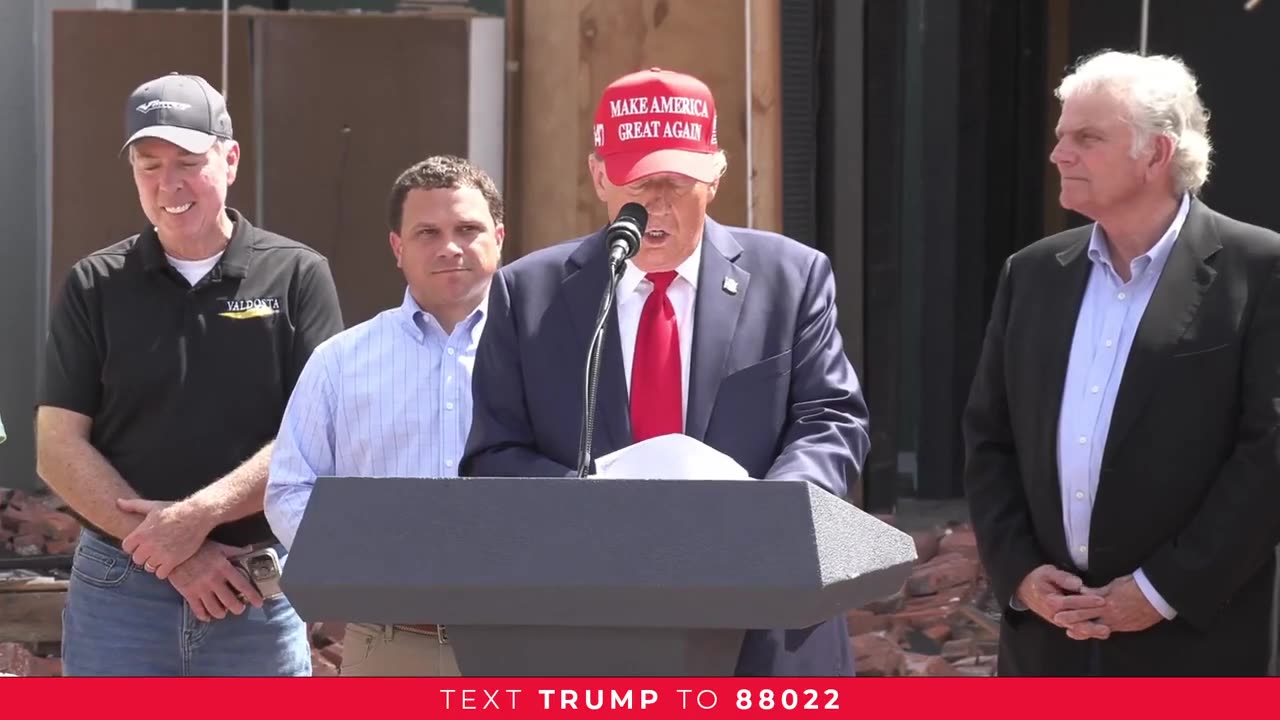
[462, 68, 870, 676]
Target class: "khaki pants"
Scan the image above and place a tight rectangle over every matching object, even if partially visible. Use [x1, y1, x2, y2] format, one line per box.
[339, 623, 460, 676]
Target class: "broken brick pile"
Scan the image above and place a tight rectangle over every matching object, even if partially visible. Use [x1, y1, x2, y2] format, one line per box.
[0, 489, 80, 557]
[0, 643, 62, 677]
[309, 623, 347, 676]
[0, 489, 82, 677]
[3, 488, 997, 677]
[848, 524, 999, 676]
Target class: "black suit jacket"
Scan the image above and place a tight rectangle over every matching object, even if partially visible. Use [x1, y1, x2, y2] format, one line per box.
[963, 198, 1280, 676]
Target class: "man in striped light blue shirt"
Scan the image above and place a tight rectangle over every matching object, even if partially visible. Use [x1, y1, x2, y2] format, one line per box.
[265, 155, 504, 676]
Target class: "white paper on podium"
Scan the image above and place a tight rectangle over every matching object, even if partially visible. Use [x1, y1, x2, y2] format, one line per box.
[592, 434, 750, 480]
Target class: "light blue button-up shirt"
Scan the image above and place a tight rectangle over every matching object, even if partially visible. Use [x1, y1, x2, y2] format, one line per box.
[265, 288, 486, 550]
[1056, 192, 1191, 619]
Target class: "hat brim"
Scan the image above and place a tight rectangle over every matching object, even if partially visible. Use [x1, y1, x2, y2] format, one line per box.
[120, 125, 219, 156]
[602, 148, 718, 186]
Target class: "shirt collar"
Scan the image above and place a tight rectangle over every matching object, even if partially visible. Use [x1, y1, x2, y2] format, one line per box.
[1087, 192, 1191, 280]
[617, 240, 702, 297]
[137, 207, 253, 279]
[397, 286, 489, 343]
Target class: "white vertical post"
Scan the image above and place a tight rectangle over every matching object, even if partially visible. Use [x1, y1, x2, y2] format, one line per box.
[1139, 0, 1150, 55]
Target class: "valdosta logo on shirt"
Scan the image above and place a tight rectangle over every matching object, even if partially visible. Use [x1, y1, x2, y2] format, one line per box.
[218, 297, 281, 320]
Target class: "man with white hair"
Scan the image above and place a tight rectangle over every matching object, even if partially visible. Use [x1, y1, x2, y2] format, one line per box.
[963, 50, 1280, 676]
[36, 73, 343, 675]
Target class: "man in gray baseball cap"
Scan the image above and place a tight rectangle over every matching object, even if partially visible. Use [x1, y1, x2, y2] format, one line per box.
[37, 72, 344, 676]
[120, 73, 234, 155]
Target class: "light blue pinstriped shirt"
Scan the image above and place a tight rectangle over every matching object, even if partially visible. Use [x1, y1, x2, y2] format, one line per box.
[1056, 192, 1190, 619]
[265, 288, 485, 550]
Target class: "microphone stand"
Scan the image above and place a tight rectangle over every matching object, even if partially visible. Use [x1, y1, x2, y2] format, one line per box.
[576, 259, 626, 478]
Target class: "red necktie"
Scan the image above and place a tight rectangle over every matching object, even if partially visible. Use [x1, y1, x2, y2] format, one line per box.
[630, 271, 683, 442]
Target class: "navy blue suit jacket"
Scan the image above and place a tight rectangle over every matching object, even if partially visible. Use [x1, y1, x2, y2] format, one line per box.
[460, 218, 871, 676]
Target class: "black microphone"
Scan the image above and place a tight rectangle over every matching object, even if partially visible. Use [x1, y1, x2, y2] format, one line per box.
[576, 204, 648, 478]
[606, 202, 647, 274]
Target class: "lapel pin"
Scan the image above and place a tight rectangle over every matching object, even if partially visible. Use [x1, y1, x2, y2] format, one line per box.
[722, 277, 739, 296]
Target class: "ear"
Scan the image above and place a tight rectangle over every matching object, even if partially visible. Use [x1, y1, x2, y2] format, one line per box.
[223, 141, 241, 186]
[493, 223, 505, 252]
[389, 231, 404, 268]
[1147, 134, 1175, 176]
[587, 154, 610, 203]
[704, 152, 727, 203]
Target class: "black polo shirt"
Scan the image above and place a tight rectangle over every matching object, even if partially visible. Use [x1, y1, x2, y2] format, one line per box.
[38, 208, 344, 547]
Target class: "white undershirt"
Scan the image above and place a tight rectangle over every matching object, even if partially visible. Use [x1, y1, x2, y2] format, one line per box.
[615, 244, 700, 427]
[166, 251, 223, 286]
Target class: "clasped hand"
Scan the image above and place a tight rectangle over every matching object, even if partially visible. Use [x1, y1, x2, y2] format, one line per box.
[1015, 565, 1164, 640]
[117, 498, 263, 621]
[118, 498, 208, 578]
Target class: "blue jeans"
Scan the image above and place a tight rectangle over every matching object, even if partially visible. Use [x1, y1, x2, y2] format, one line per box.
[62, 530, 311, 676]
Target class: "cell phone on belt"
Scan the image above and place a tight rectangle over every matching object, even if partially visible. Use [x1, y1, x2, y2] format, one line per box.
[229, 547, 284, 600]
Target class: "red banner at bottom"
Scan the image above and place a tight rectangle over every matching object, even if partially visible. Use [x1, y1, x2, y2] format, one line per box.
[2, 677, 1270, 718]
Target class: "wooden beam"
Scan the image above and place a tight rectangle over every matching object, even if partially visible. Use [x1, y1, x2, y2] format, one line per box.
[504, 0, 526, 257]
[517, 0, 586, 254]
[0, 578, 66, 644]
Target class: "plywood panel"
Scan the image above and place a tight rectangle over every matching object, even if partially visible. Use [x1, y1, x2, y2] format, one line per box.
[519, 0, 754, 252]
[0, 578, 67, 644]
[258, 14, 472, 325]
[50, 10, 256, 300]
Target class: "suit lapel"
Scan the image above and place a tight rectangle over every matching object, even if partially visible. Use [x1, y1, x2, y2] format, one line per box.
[1036, 233, 1092, 559]
[687, 220, 748, 442]
[1102, 200, 1220, 465]
[561, 230, 632, 451]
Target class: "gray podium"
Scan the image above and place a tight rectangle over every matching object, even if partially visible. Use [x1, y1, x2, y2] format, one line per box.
[281, 476, 917, 676]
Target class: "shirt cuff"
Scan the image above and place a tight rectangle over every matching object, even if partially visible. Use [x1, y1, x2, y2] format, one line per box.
[1133, 568, 1177, 620]
[1009, 594, 1028, 611]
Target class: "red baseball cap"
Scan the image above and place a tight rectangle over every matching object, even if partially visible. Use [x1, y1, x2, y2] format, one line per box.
[592, 68, 719, 186]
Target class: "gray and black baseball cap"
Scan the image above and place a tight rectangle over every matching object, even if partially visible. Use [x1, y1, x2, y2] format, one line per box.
[121, 73, 233, 155]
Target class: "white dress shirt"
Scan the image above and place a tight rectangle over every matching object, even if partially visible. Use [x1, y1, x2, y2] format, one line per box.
[1052, 192, 1191, 619]
[614, 244, 700, 427]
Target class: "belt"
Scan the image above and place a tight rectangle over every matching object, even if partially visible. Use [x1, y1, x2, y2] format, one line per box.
[395, 624, 449, 642]
[85, 528, 276, 555]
